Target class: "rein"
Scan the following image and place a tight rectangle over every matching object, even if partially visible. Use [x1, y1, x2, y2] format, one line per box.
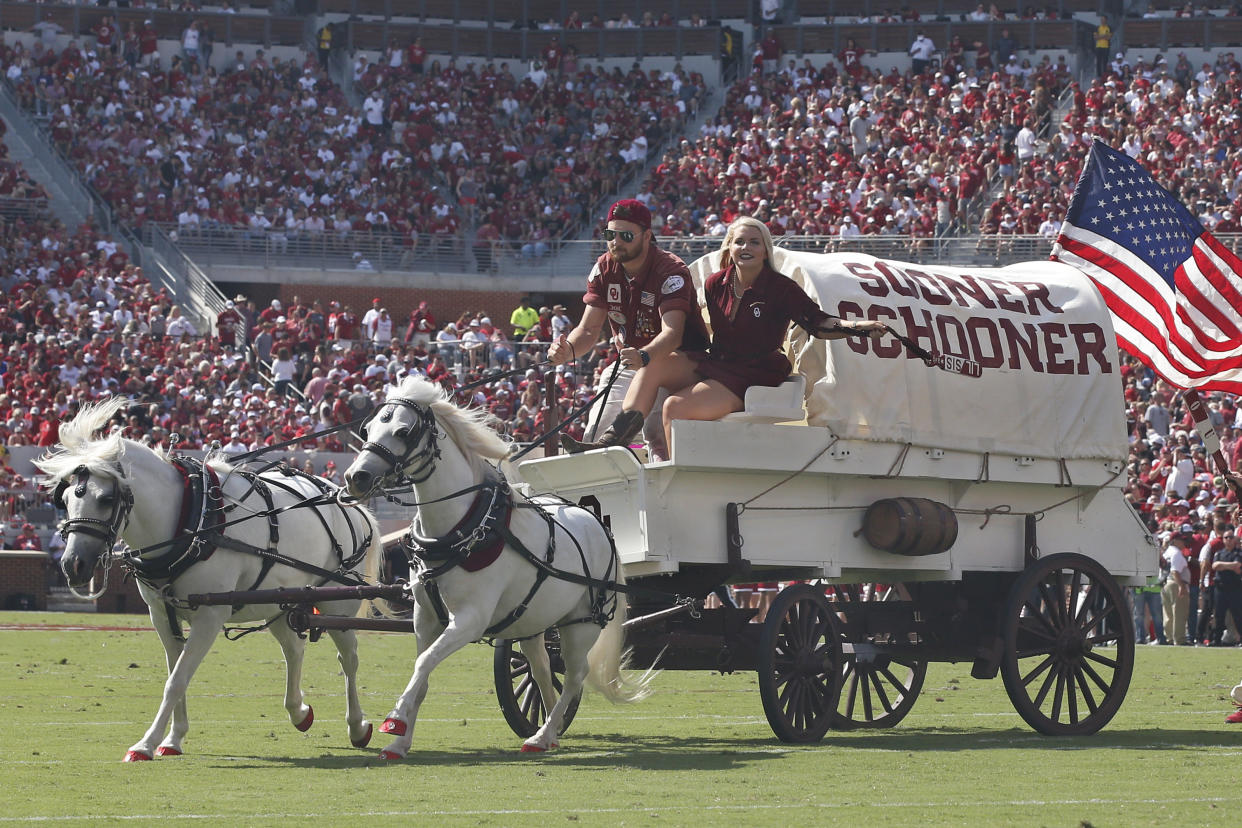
[222, 360, 554, 468]
[508, 357, 623, 463]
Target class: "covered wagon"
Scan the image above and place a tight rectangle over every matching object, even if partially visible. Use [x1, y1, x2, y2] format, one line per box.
[511, 249, 1155, 741]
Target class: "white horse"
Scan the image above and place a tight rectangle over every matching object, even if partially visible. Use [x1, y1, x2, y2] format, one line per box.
[37, 397, 384, 762]
[342, 374, 652, 758]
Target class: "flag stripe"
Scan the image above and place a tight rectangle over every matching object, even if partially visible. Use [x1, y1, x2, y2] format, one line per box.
[1052, 140, 1242, 393]
[1183, 245, 1242, 340]
[1057, 234, 1242, 371]
[1062, 248, 1242, 379]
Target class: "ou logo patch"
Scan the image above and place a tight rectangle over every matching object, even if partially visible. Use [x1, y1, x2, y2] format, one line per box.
[607, 284, 621, 303]
[753, 306, 761, 317]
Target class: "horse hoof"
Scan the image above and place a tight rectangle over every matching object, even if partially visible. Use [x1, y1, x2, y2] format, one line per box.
[295, 706, 314, 732]
[124, 750, 152, 762]
[379, 749, 404, 761]
[155, 746, 182, 757]
[380, 717, 407, 736]
[520, 742, 557, 753]
[351, 722, 374, 748]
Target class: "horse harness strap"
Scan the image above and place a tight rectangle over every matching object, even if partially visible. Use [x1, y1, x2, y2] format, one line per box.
[404, 476, 561, 637]
[123, 457, 223, 588]
[123, 457, 369, 595]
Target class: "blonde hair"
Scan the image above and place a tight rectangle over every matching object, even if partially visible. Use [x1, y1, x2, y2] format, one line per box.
[719, 216, 776, 271]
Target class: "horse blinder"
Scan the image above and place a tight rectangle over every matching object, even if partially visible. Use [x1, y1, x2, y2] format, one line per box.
[53, 466, 90, 510]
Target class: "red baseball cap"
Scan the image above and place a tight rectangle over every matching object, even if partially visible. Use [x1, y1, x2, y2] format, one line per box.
[608, 199, 651, 229]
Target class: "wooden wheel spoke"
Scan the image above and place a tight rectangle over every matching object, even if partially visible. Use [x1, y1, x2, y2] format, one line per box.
[1065, 664, 1079, 722]
[1049, 667, 1066, 721]
[1028, 655, 1058, 702]
[1068, 569, 1083, 615]
[1078, 659, 1114, 697]
[1054, 570, 1072, 626]
[798, 605, 828, 647]
[1016, 643, 1058, 660]
[779, 669, 803, 711]
[843, 673, 861, 719]
[1017, 615, 1059, 643]
[861, 670, 875, 720]
[868, 669, 897, 714]
[807, 676, 830, 716]
[1071, 667, 1100, 714]
[1076, 598, 1117, 638]
[1022, 596, 1061, 638]
[1082, 649, 1118, 669]
[877, 664, 912, 696]
[1037, 582, 1066, 630]
[1073, 581, 1101, 628]
[520, 684, 541, 721]
[1083, 628, 1120, 646]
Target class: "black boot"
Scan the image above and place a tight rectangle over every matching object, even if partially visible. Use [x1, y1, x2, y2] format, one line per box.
[561, 409, 645, 454]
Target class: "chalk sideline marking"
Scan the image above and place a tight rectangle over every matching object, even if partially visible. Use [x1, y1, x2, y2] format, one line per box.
[0, 796, 1239, 822]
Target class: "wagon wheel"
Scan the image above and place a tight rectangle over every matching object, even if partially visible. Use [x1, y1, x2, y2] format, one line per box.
[758, 583, 844, 743]
[828, 583, 926, 730]
[493, 629, 580, 739]
[1000, 552, 1135, 736]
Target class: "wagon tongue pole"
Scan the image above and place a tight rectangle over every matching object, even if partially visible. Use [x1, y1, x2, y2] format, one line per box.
[1183, 388, 1242, 500]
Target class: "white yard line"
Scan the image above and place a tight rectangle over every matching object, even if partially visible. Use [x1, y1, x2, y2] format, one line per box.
[1, 796, 1239, 822]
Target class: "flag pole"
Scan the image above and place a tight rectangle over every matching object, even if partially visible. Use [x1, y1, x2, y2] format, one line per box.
[1182, 388, 1242, 500]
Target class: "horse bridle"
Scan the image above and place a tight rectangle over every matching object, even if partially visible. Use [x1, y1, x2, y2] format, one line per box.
[55, 464, 135, 550]
[357, 397, 442, 488]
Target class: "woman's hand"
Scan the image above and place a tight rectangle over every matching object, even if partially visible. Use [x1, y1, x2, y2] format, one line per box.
[835, 319, 887, 340]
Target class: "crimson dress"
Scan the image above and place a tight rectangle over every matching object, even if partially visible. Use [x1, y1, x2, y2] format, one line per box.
[696, 263, 831, 399]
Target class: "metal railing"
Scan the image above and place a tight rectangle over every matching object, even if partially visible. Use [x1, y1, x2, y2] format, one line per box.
[0, 79, 102, 233]
[0, 195, 50, 222]
[148, 223, 600, 277]
[0, 3, 305, 49]
[148, 225, 1242, 275]
[146, 224, 230, 333]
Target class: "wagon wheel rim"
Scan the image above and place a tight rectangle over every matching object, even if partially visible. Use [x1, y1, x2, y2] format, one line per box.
[829, 582, 925, 729]
[1000, 553, 1135, 736]
[758, 584, 844, 743]
[492, 631, 580, 739]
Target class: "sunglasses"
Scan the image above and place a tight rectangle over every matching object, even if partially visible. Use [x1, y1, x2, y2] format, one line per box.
[603, 229, 637, 242]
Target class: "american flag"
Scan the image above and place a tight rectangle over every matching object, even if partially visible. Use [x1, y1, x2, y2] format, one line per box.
[1052, 139, 1242, 393]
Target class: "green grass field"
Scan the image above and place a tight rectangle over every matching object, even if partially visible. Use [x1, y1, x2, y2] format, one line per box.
[2, 610, 1240, 827]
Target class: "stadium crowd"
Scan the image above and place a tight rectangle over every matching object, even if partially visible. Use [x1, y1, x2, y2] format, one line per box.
[0, 27, 701, 261]
[633, 31, 1242, 258]
[0, 212, 607, 460]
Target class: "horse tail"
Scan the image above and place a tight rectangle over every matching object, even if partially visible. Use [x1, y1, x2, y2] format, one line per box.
[586, 567, 657, 704]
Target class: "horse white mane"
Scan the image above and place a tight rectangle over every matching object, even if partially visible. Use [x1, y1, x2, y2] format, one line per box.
[389, 375, 511, 469]
[35, 396, 146, 488]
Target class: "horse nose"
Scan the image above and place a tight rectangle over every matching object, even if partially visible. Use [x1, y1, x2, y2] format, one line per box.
[65, 553, 87, 581]
[346, 468, 373, 495]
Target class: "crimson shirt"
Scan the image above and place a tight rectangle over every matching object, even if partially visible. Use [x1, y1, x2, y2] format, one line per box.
[583, 246, 708, 351]
[697, 264, 831, 398]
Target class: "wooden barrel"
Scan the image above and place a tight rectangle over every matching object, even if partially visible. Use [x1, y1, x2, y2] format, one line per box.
[861, 497, 958, 557]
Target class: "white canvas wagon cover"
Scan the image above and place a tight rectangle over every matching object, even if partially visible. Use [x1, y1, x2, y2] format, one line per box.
[687, 249, 1126, 462]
